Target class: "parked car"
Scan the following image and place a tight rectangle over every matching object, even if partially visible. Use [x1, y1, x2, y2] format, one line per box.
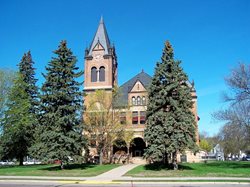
[242, 155, 250, 161]
[54, 159, 61, 164]
[23, 160, 41, 165]
[0, 161, 15, 165]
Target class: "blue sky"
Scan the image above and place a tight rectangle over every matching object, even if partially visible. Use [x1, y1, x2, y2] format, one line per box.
[0, 0, 249, 136]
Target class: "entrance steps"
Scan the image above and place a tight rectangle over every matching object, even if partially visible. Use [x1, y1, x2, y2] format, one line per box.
[131, 157, 146, 164]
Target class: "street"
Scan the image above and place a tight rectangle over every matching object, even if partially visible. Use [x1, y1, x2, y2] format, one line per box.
[0, 180, 249, 187]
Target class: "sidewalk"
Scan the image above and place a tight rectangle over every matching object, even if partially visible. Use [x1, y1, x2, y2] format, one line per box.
[115, 176, 250, 181]
[0, 164, 140, 182]
[0, 175, 249, 181]
[0, 163, 250, 183]
[87, 164, 139, 181]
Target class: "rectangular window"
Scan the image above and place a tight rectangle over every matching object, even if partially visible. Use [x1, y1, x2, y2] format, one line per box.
[140, 111, 146, 124]
[132, 111, 138, 124]
[120, 112, 126, 124]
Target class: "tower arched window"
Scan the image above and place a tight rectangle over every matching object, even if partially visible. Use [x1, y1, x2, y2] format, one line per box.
[132, 97, 136, 105]
[91, 67, 97, 82]
[137, 96, 141, 105]
[142, 96, 146, 105]
[99, 66, 105, 82]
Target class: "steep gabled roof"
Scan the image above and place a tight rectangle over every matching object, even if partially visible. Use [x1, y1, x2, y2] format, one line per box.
[88, 17, 111, 56]
[118, 70, 152, 106]
[116, 70, 196, 106]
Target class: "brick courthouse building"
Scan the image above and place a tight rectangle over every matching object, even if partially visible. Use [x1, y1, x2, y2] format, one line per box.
[84, 18, 199, 163]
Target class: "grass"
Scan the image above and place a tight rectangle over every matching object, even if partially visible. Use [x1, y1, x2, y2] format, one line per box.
[114, 179, 250, 183]
[113, 178, 250, 183]
[125, 161, 250, 177]
[0, 163, 119, 177]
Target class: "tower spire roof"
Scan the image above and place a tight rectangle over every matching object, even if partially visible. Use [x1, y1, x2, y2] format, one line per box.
[100, 15, 103, 24]
[88, 17, 111, 56]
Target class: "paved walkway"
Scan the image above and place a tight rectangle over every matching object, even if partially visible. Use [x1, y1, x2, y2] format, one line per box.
[0, 164, 140, 182]
[87, 164, 139, 181]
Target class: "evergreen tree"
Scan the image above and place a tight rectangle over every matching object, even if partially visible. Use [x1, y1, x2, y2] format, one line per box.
[0, 69, 16, 119]
[0, 50, 38, 165]
[30, 41, 85, 169]
[0, 74, 33, 165]
[144, 41, 198, 169]
[17, 51, 39, 160]
[18, 51, 39, 114]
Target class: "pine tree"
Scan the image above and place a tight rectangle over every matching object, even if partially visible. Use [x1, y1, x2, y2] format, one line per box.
[144, 41, 198, 169]
[0, 69, 16, 119]
[0, 74, 33, 165]
[18, 51, 39, 111]
[18, 51, 39, 157]
[30, 41, 85, 169]
[0, 50, 38, 165]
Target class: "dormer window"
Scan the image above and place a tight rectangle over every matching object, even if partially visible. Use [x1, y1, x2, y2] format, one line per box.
[142, 96, 146, 105]
[137, 96, 141, 105]
[132, 97, 136, 105]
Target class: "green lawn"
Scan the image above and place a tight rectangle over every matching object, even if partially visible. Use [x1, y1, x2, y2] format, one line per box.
[0, 163, 119, 177]
[125, 161, 250, 177]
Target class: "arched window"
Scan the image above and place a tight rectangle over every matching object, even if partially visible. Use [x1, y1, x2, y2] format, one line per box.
[142, 96, 146, 105]
[137, 96, 141, 105]
[91, 67, 97, 82]
[132, 97, 136, 105]
[99, 66, 105, 82]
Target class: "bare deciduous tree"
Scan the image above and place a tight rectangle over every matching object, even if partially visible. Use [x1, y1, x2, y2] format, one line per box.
[223, 63, 250, 103]
[84, 88, 124, 164]
[217, 122, 249, 156]
[214, 63, 250, 154]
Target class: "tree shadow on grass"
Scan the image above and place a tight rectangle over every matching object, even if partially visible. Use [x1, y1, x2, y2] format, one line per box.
[204, 161, 250, 169]
[0, 165, 16, 169]
[40, 164, 96, 171]
[144, 162, 193, 171]
[178, 164, 194, 170]
[0, 164, 46, 169]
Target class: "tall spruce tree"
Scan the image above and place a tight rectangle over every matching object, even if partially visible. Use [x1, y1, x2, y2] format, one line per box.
[0, 51, 38, 165]
[30, 41, 85, 169]
[144, 41, 197, 169]
[18, 51, 39, 152]
[18, 51, 39, 114]
[0, 74, 33, 165]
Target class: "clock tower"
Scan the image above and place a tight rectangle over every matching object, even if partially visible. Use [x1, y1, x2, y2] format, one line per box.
[84, 17, 117, 95]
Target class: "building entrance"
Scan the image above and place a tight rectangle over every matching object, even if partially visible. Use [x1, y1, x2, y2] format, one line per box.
[130, 137, 146, 157]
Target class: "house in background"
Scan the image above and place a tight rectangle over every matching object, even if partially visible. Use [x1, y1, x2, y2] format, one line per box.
[199, 144, 225, 161]
[210, 144, 225, 161]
